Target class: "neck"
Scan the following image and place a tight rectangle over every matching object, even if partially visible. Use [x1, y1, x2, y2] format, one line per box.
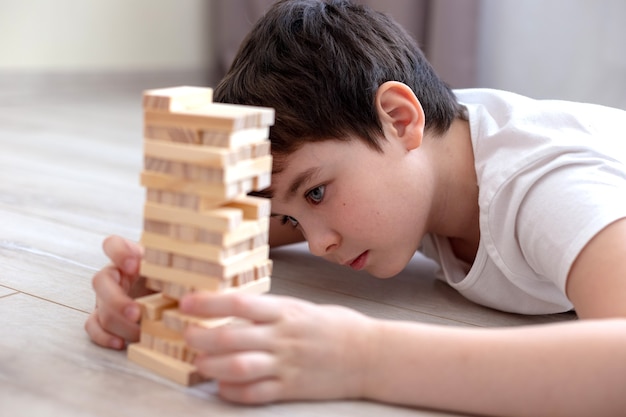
[426, 118, 480, 257]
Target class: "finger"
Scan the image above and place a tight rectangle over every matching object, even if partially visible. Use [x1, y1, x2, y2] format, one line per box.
[92, 265, 140, 319]
[84, 312, 127, 350]
[180, 293, 285, 323]
[102, 235, 143, 276]
[185, 324, 274, 354]
[195, 351, 276, 383]
[217, 378, 283, 405]
[92, 303, 140, 343]
[92, 266, 141, 341]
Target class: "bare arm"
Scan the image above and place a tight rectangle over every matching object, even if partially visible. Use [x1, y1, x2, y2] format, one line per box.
[366, 318, 626, 417]
[566, 218, 626, 318]
[364, 217, 626, 416]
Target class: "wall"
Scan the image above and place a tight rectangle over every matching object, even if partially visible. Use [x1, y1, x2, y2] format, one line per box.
[477, 0, 626, 109]
[0, 0, 211, 71]
[1, 0, 625, 109]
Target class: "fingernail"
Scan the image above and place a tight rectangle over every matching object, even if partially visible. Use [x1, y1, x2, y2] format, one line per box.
[110, 338, 124, 350]
[124, 305, 140, 322]
[123, 258, 137, 274]
[180, 296, 192, 312]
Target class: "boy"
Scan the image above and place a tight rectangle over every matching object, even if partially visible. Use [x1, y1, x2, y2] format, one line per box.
[85, 1, 626, 416]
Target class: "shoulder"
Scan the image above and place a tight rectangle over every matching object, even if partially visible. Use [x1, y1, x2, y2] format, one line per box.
[567, 217, 626, 318]
[466, 90, 626, 299]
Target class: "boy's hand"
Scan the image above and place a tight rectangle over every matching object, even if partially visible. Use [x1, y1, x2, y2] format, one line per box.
[180, 292, 380, 404]
[84, 235, 146, 350]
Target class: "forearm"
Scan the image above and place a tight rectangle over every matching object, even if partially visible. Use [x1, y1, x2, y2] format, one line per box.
[364, 318, 626, 417]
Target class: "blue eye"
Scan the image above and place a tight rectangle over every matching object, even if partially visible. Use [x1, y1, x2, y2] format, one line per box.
[280, 215, 299, 228]
[306, 185, 325, 204]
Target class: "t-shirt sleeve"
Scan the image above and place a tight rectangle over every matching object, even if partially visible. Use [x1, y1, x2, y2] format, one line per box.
[516, 154, 626, 294]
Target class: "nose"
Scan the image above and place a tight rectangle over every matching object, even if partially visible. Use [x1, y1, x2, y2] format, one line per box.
[306, 224, 340, 257]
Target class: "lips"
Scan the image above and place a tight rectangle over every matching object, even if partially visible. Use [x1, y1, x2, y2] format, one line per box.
[347, 251, 368, 271]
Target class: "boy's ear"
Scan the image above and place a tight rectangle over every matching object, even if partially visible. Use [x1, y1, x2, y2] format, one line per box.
[375, 81, 425, 150]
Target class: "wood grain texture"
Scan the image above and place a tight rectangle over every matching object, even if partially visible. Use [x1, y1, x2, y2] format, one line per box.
[0, 85, 575, 417]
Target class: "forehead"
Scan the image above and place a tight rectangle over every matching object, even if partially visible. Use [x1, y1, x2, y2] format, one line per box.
[264, 140, 342, 201]
[263, 136, 378, 203]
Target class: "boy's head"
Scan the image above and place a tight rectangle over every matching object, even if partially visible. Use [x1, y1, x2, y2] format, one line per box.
[214, 0, 462, 172]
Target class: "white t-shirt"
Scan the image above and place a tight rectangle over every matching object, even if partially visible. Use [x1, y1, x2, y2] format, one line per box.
[420, 89, 626, 314]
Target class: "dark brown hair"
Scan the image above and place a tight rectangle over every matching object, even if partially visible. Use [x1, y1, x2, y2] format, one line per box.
[214, 0, 462, 172]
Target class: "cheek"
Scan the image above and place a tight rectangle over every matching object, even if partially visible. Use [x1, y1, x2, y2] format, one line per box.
[335, 197, 388, 236]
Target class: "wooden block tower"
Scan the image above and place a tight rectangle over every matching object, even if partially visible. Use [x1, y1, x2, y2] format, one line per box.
[127, 86, 274, 386]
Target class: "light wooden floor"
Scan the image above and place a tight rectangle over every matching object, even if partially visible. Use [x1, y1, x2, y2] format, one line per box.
[0, 81, 576, 417]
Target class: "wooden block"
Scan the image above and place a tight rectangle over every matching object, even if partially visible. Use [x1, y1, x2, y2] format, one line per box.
[141, 229, 267, 263]
[143, 260, 271, 300]
[141, 172, 264, 202]
[196, 217, 269, 247]
[135, 293, 178, 321]
[144, 156, 171, 172]
[210, 155, 273, 184]
[170, 224, 197, 242]
[258, 258, 273, 278]
[252, 140, 271, 157]
[162, 309, 232, 333]
[128, 343, 206, 386]
[234, 267, 256, 286]
[159, 282, 192, 300]
[142, 155, 272, 186]
[223, 195, 271, 220]
[231, 259, 272, 286]
[144, 139, 234, 168]
[146, 126, 270, 149]
[139, 331, 154, 348]
[144, 125, 200, 144]
[144, 103, 274, 133]
[163, 276, 272, 302]
[143, 138, 269, 168]
[142, 232, 227, 263]
[140, 261, 228, 291]
[254, 172, 271, 191]
[140, 320, 200, 363]
[147, 189, 214, 211]
[140, 171, 241, 200]
[201, 126, 270, 148]
[145, 277, 164, 292]
[144, 201, 243, 232]
[139, 245, 269, 287]
[144, 248, 171, 266]
[136, 330, 199, 364]
[143, 86, 213, 112]
[152, 337, 188, 362]
[145, 157, 224, 181]
[225, 276, 272, 295]
[144, 219, 171, 235]
[141, 317, 183, 340]
[224, 156, 272, 183]
[166, 245, 269, 279]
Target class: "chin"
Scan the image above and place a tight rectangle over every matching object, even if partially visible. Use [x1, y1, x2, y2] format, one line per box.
[367, 265, 405, 279]
[367, 252, 414, 279]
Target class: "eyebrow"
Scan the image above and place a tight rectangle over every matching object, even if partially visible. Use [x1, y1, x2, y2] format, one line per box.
[251, 166, 321, 203]
[286, 167, 320, 201]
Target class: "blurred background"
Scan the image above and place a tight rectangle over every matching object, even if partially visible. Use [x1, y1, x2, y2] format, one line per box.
[0, 0, 624, 109]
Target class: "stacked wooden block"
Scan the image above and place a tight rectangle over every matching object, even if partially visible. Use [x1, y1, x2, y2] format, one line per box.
[127, 86, 274, 385]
